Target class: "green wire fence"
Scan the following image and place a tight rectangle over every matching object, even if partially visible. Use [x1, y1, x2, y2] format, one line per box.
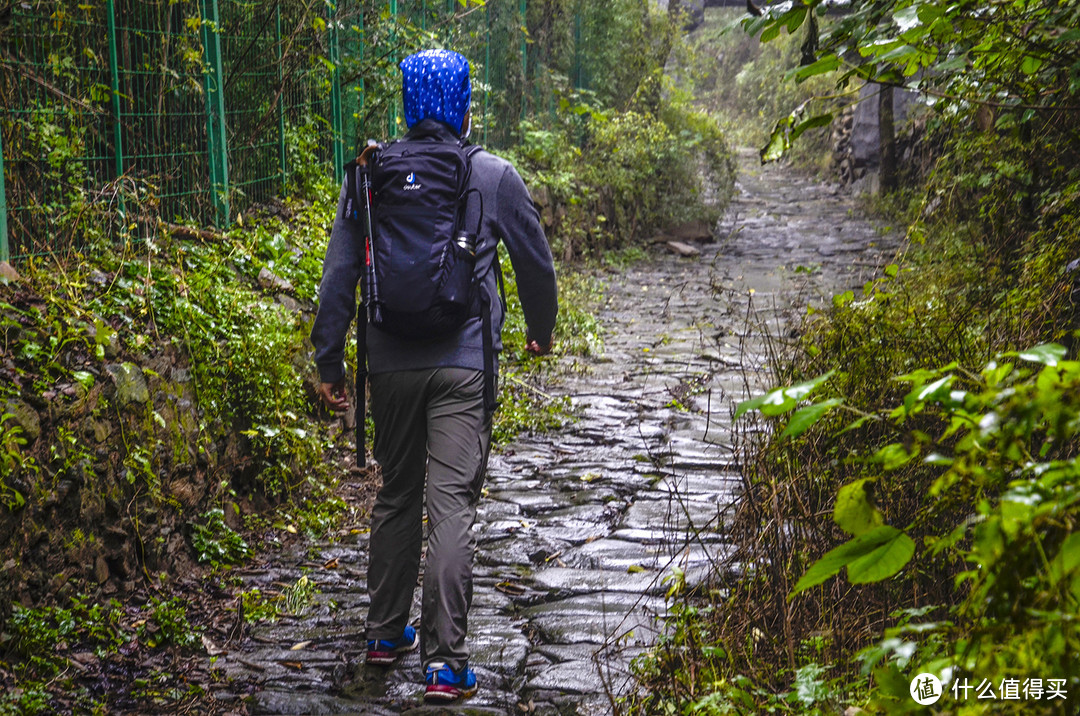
[0, 0, 604, 262]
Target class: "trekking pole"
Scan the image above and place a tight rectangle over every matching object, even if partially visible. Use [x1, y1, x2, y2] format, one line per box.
[355, 140, 379, 468]
[358, 141, 382, 325]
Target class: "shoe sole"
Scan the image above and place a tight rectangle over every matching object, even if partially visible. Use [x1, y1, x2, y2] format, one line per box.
[424, 684, 477, 702]
[366, 633, 419, 665]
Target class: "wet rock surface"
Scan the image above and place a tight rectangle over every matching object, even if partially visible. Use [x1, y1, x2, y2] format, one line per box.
[213, 151, 898, 714]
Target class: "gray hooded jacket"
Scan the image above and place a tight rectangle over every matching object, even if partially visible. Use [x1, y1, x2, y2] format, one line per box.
[311, 121, 558, 384]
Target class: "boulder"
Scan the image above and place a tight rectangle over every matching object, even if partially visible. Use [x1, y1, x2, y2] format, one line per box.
[666, 241, 702, 257]
[667, 219, 714, 243]
[104, 363, 150, 407]
[3, 399, 41, 442]
[0, 262, 21, 283]
[258, 267, 294, 293]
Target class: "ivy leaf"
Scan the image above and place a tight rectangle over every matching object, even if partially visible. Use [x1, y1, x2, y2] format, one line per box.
[791, 526, 914, 597]
[833, 290, 855, 308]
[792, 54, 842, 82]
[1048, 533, 1080, 587]
[1020, 55, 1043, 75]
[834, 478, 884, 536]
[893, 6, 921, 33]
[760, 115, 792, 163]
[784, 370, 836, 401]
[847, 530, 915, 584]
[791, 113, 835, 142]
[1016, 343, 1066, 367]
[873, 442, 919, 471]
[735, 386, 791, 419]
[782, 398, 843, 439]
[736, 370, 836, 420]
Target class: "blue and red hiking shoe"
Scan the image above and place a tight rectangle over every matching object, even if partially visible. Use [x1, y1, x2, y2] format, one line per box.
[365, 625, 418, 665]
[424, 661, 477, 702]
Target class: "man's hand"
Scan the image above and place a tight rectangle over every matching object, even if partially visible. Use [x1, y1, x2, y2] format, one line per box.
[525, 337, 554, 356]
[317, 379, 350, 411]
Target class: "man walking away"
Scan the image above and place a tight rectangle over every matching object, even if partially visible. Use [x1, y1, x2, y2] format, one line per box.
[310, 48, 558, 703]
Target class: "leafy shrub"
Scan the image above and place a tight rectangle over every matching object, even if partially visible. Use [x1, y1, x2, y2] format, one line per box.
[138, 596, 199, 649]
[190, 508, 251, 566]
[507, 83, 735, 260]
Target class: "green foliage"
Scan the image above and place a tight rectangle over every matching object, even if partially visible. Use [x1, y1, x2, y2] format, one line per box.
[507, 83, 735, 259]
[238, 575, 318, 624]
[283, 116, 336, 198]
[776, 346, 1080, 712]
[747, 0, 1080, 168]
[190, 508, 251, 566]
[0, 415, 34, 510]
[492, 246, 600, 444]
[684, 8, 838, 165]
[280, 575, 317, 616]
[7, 596, 128, 677]
[138, 596, 199, 649]
[0, 684, 51, 716]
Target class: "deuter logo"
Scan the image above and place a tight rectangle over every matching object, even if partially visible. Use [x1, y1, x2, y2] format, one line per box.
[404, 172, 422, 191]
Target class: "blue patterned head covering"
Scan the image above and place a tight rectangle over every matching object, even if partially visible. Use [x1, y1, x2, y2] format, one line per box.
[400, 49, 472, 133]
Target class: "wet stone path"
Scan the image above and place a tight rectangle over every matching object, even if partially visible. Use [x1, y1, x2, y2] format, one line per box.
[212, 150, 897, 715]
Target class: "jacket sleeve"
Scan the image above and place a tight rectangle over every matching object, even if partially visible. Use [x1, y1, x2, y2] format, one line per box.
[310, 177, 363, 384]
[495, 164, 558, 346]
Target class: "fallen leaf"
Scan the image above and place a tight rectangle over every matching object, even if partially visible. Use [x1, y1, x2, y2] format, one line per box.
[202, 635, 227, 656]
[290, 640, 312, 651]
[495, 581, 526, 596]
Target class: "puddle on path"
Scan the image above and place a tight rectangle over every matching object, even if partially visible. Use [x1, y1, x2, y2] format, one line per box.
[212, 150, 898, 714]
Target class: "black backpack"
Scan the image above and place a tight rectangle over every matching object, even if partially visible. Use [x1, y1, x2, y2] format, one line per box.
[365, 132, 483, 338]
[343, 127, 498, 466]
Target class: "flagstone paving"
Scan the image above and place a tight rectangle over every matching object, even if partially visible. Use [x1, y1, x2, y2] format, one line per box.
[212, 150, 897, 714]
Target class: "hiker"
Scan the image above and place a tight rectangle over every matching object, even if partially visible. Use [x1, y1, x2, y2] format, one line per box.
[310, 49, 558, 703]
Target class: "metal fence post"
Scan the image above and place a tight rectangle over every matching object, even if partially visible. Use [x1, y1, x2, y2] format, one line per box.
[328, 1, 344, 185]
[358, 7, 365, 141]
[0, 128, 8, 263]
[105, 0, 126, 224]
[573, 8, 582, 90]
[520, 0, 527, 123]
[483, 4, 490, 146]
[276, 3, 287, 194]
[388, 0, 398, 138]
[200, 0, 230, 228]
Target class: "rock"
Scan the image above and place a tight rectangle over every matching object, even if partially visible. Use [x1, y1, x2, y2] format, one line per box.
[94, 555, 109, 584]
[665, 241, 702, 257]
[104, 363, 150, 407]
[3, 399, 41, 442]
[85, 418, 111, 443]
[531, 184, 551, 211]
[169, 476, 201, 509]
[258, 267, 293, 293]
[275, 293, 302, 313]
[87, 323, 121, 358]
[668, 219, 714, 243]
[0, 261, 21, 283]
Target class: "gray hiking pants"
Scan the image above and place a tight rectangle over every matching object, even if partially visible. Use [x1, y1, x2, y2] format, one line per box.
[366, 367, 491, 672]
